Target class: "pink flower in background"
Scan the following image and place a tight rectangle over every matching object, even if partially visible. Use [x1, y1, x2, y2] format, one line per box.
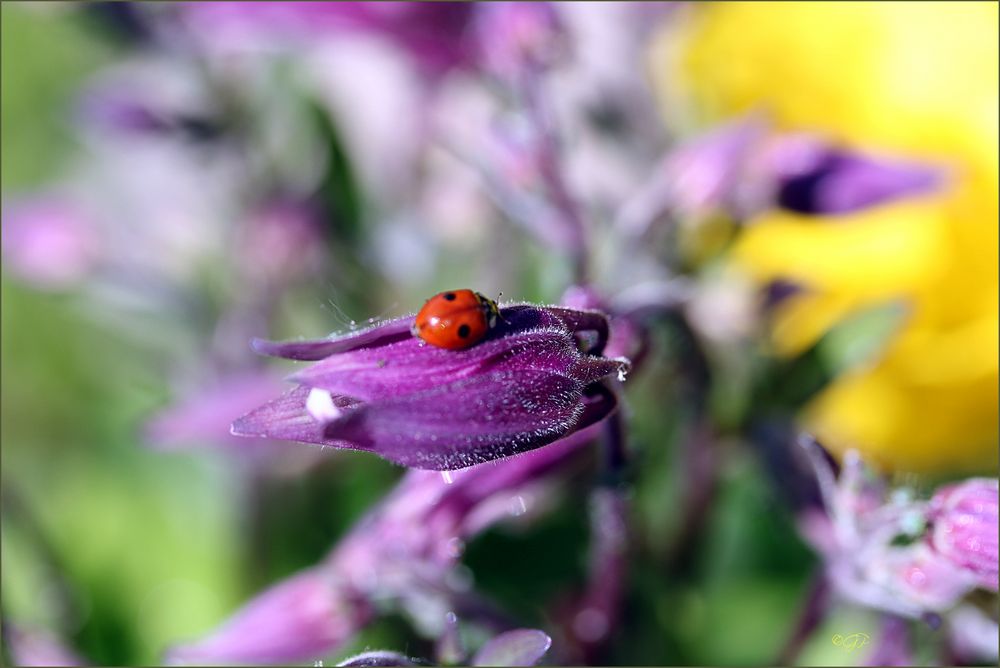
[180, 1, 476, 78]
[473, 2, 566, 83]
[166, 568, 370, 666]
[145, 371, 288, 454]
[3, 626, 86, 668]
[1, 198, 98, 289]
[799, 442, 997, 619]
[928, 478, 999, 591]
[619, 116, 945, 235]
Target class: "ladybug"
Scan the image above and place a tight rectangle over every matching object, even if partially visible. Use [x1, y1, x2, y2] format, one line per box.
[412, 289, 501, 350]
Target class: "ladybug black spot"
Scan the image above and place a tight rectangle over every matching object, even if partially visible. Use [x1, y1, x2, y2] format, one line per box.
[457, 324, 471, 338]
[443, 292, 457, 301]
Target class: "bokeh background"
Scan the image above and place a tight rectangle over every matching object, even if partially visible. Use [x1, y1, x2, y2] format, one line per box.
[1, 2, 996, 666]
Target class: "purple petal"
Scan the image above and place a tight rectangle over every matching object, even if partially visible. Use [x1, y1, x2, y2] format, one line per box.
[1, 197, 98, 289]
[930, 478, 999, 590]
[253, 305, 611, 361]
[230, 386, 362, 447]
[776, 149, 943, 215]
[428, 417, 607, 534]
[251, 316, 415, 361]
[323, 370, 586, 469]
[336, 651, 417, 667]
[166, 568, 369, 665]
[146, 372, 286, 451]
[472, 629, 552, 667]
[292, 328, 623, 400]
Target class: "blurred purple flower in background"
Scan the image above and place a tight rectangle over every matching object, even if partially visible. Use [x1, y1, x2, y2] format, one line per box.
[233, 303, 628, 470]
[928, 478, 999, 591]
[473, 2, 566, 84]
[1, 197, 99, 289]
[145, 371, 287, 455]
[800, 444, 996, 618]
[180, 1, 476, 78]
[168, 427, 598, 664]
[796, 438, 999, 663]
[619, 116, 946, 236]
[469, 628, 553, 667]
[3, 625, 87, 668]
[335, 628, 552, 667]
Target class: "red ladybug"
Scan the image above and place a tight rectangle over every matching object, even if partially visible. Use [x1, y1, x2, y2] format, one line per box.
[412, 289, 501, 350]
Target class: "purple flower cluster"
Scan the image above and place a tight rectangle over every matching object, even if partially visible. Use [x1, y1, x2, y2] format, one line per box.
[169, 425, 599, 664]
[798, 440, 998, 660]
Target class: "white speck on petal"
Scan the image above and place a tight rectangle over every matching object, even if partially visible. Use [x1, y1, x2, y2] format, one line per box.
[306, 388, 342, 422]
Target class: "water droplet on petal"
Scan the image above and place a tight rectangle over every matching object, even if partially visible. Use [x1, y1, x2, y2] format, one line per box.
[617, 366, 628, 382]
[446, 537, 465, 558]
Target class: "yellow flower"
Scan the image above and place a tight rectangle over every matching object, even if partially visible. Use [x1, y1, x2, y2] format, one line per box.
[650, 2, 998, 475]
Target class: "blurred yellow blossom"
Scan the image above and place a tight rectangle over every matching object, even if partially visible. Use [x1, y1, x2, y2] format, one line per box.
[651, 1, 998, 474]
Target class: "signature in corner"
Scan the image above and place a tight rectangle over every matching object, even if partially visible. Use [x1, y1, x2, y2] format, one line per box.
[831, 632, 871, 652]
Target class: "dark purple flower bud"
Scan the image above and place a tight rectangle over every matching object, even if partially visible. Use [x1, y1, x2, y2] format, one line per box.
[232, 304, 628, 470]
[761, 136, 944, 215]
[634, 117, 945, 230]
[471, 629, 552, 667]
[929, 478, 999, 591]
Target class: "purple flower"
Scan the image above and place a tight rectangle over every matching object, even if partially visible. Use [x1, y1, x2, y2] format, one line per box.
[471, 629, 553, 667]
[473, 2, 566, 83]
[232, 303, 628, 470]
[335, 628, 552, 667]
[754, 133, 944, 216]
[3, 625, 86, 667]
[623, 116, 945, 233]
[1, 197, 98, 289]
[336, 651, 418, 667]
[798, 442, 991, 619]
[168, 425, 598, 664]
[180, 2, 476, 78]
[145, 371, 290, 455]
[167, 568, 369, 666]
[929, 478, 999, 591]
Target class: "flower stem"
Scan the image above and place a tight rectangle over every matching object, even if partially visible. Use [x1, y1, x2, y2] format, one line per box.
[776, 573, 831, 665]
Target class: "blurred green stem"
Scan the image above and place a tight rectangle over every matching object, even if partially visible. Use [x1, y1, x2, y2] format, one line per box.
[0, 482, 82, 635]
